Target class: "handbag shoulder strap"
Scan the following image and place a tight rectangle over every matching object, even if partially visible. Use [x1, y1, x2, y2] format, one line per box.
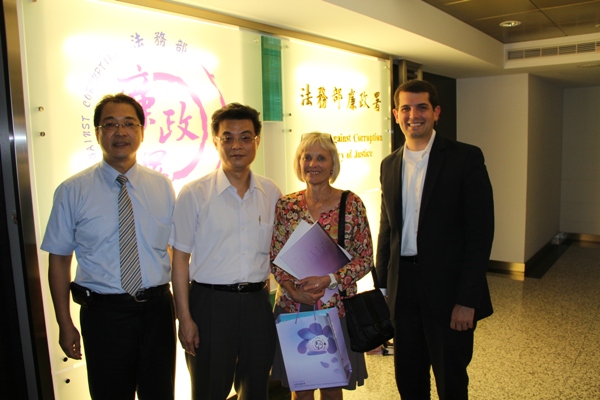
[337, 190, 350, 248]
[337, 190, 381, 290]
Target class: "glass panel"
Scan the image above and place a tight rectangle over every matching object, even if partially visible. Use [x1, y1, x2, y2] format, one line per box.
[21, 1, 262, 398]
[281, 38, 391, 268]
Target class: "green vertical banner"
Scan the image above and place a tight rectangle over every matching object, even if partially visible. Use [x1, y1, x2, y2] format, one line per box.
[261, 36, 283, 121]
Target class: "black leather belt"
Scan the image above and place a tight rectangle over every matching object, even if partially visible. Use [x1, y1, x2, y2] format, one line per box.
[194, 281, 267, 293]
[94, 283, 170, 303]
[400, 255, 419, 264]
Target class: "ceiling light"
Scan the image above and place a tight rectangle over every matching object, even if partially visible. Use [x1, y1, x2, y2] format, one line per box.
[499, 21, 521, 28]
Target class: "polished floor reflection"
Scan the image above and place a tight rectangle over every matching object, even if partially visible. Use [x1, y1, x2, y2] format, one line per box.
[271, 243, 600, 399]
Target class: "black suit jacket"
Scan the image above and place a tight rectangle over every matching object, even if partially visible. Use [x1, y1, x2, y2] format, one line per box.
[376, 134, 494, 324]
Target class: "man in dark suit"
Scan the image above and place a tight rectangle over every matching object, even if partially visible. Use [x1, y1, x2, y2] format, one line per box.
[376, 79, 494, 400]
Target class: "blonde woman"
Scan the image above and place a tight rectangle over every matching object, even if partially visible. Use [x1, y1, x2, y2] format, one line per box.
[270, 132, 373, 400]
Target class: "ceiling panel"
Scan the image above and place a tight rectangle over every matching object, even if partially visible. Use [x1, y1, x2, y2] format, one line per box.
[530, 0, 599, 8]
[544, 3, 600, 36]
[423, 0, 538, 21]
[422, 0, 600, 43]
[470, 11, 566, 43]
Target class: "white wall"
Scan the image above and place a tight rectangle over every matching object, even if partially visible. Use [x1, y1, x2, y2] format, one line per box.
[524, 76, 563, 260]
[561, 86, 600, 235]
[458, 74, 529, 263]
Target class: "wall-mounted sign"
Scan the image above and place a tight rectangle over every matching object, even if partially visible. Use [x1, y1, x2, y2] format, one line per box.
[300, 83, 382, 112]
[22, 1, 262, 398]
[280, 38, 391, 266]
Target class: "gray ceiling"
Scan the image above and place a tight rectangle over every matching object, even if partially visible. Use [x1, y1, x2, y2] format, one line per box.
[422, 0, 600, 44]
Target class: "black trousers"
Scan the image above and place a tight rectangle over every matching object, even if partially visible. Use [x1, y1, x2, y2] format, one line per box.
[80, 291, 176, 400]
[394, 260, 475, 400]
[186, 283, 277, 400]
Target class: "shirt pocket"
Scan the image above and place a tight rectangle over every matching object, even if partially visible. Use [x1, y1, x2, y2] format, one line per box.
[257, 222, 274, 254]
[147, 215, 172, 250]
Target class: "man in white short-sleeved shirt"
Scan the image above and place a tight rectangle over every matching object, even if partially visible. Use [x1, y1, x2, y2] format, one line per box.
[172, 103, 281, 400]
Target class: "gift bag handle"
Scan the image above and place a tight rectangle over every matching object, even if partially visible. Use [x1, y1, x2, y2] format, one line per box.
[294, 303, 318, 324]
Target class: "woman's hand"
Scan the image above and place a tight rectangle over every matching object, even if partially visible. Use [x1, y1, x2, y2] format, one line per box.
[297, 275, 331, 294]
[283, 277, 328, 306]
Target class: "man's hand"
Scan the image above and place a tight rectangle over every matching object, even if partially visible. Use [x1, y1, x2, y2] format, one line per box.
[59, 324, 82, 360]
[178, 316, 200, 356]
[171, 248, 198, 355]
[450, 304, 475, 331]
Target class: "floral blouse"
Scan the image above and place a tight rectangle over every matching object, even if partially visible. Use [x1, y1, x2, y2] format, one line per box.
[270, 190, 373, 316]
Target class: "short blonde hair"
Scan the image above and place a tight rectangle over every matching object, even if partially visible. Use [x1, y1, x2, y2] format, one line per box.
[294, 132, 341, 184]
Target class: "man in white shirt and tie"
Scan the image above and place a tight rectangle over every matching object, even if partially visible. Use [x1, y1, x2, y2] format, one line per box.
[42, 93, 176, 399]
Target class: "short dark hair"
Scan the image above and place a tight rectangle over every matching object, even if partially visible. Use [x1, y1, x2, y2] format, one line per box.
[211, 103, 262, 136]
[94, 93, 145, 127]
[393, 80, 439, 110]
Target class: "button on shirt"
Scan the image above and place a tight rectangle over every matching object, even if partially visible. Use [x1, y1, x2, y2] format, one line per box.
[401, 131, 436, 256]
[41, 161, 176, 294]
[172, 168, 281, 284]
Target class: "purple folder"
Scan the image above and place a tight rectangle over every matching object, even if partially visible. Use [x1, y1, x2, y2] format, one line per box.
[276, 220, 350, 279]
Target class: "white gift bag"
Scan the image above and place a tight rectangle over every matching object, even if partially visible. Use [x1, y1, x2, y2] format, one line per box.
[275, 307, 351, 391]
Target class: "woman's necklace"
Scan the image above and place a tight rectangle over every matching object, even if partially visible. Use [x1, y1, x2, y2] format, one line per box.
[307, 188, 334, 215]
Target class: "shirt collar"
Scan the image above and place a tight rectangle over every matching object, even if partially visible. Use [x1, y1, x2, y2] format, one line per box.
[215, 167, 266, 197]
[99, 159, 140, 189]
[403, 130, 437, 162]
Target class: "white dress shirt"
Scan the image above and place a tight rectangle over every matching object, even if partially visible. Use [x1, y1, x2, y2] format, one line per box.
[401, 131, 436, 256]
[172, 168, 281, 284]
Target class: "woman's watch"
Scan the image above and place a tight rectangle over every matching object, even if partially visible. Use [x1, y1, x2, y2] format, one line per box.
[328, 273, 338, 290]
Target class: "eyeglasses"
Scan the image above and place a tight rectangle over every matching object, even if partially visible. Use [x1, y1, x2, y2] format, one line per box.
[97, 122, 143, 134]
[300, 133, 334, 144]
[217, 135, 259, 145]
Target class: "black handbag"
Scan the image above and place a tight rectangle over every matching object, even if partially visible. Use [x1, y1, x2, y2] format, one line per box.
[338, 190, 395, 353]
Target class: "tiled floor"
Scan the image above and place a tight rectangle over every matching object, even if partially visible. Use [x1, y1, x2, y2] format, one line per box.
[270, 243, 600, 399]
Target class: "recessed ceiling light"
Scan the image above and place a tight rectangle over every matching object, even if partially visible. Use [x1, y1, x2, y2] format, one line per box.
[499, 21, 521, 28]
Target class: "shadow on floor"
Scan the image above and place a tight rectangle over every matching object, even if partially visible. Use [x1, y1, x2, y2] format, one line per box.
[226, 380, 290, 400]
